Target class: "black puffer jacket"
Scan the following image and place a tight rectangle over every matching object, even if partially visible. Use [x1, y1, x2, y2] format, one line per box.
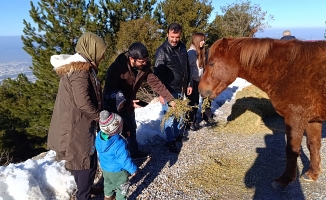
[154, 40, 191, 94]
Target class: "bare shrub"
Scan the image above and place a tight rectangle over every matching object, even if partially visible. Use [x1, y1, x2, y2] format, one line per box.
[136, 83, 158, 102]
[0, 149, 13, 166]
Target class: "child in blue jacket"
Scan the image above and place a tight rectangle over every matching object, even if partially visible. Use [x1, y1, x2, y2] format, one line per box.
[95, 110, 138, 200]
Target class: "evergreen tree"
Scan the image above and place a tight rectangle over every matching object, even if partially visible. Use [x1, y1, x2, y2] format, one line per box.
[115, 18, 162, 60]
[99, 0, 157, 37]
[0, 74, 45, 162]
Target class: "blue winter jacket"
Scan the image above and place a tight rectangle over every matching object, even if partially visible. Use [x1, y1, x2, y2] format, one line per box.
[95, 131, 137, 174]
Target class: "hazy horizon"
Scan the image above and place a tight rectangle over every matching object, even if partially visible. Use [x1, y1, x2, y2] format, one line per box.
[0, 36, 33, 82]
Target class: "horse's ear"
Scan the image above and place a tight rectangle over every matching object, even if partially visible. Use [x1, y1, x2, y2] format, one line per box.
[218, 38, 228, 51]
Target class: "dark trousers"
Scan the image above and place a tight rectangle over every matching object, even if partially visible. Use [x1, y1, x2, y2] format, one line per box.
[121, 112, 138, 156]
[186, 80, 200, 124]
[73, 153, 97, 200]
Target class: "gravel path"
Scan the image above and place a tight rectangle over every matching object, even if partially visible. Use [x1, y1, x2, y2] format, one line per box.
[90, 98, 326, 200]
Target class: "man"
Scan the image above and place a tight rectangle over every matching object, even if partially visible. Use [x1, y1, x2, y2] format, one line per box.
[280, 30, 296, 40]
[103, 42, 175, 159]
[154, 23, 192, 153]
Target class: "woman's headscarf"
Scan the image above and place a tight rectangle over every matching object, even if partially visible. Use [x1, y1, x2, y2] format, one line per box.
[75, 32, 107, 66]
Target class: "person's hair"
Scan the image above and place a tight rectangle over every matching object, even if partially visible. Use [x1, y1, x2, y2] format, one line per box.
[167, 23, 182, 33]
[283, 30, 291, 36]
[128, 42, 149, 59]
[191, 32, 206, 69]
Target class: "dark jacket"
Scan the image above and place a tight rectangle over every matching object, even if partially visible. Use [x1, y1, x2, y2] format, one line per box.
[48, 57, 101, 171]
[154, 39, 191, 94]
[280, 35, 296, 40]
[103, 52, 174, 114]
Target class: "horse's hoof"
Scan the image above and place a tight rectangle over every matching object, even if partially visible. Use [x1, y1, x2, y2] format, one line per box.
[301, 173, 315, 182]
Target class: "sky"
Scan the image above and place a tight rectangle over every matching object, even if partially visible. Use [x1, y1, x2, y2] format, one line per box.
[0, 0, 325, 40]
[0, 78, 251, 200]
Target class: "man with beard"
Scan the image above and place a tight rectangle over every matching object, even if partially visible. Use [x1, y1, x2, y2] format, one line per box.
[103, 42, 175, 159]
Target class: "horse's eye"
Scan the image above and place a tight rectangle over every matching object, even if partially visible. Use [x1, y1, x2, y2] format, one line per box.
[209, 62, 214, 66]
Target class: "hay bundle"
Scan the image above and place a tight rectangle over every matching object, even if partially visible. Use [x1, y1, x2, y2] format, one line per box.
[160, 98, 193, 129]
[201, 97, 211, 114]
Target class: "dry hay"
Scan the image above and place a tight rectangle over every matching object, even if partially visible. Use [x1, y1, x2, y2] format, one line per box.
[160, 98, 192, 129]
[214, 85, 277, 134]
[180, 148, 255, 199]
[201, 97, 211, 114]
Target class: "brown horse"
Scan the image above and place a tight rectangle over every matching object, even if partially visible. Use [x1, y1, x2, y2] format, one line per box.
[198, 37, 326, 187]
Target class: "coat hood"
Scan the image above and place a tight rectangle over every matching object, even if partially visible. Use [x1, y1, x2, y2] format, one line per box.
[50, 53, 92, 76]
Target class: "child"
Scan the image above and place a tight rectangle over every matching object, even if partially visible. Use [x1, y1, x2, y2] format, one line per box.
[95, 110, 138, 200]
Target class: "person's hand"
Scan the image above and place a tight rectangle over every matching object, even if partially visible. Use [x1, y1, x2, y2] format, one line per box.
[159, 96, 165, 105]
[129, 171, 138, 180]
[132, 100, 142, 108]
[187, 87, 192, 95]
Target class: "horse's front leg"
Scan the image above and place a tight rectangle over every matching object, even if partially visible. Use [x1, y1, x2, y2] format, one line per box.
[302, 122, 322, 181]
[274, 120, 304, 187]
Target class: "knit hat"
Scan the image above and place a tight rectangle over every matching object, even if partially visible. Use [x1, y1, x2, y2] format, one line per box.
[99, 110, 123, 136]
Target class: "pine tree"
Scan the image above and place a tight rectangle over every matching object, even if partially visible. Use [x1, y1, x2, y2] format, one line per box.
[115, 18, 162, 60]
[0, 74, 44, 162]
[99, 0, 157, 37]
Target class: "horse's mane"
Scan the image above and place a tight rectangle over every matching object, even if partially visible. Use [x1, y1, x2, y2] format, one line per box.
[212, 38, 326, 69]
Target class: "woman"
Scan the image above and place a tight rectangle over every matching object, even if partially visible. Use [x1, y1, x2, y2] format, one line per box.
[186, 32, 212, 131]
[47, 32, 107, 200]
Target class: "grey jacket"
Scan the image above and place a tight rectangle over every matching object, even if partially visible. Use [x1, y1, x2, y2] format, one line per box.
[188, 45, 204, 82]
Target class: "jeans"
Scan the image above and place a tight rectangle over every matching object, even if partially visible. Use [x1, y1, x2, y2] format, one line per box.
[162, 92, 185, 143]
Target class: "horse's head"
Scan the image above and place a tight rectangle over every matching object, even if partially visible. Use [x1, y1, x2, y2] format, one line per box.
[199, 38, 239, 99]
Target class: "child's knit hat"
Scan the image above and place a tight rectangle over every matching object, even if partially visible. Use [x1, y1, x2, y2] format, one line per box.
[99, 110, 123, 136]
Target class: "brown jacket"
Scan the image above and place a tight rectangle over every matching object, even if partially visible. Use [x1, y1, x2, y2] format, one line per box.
[47, 61, 101, 170]
[103, 52, 174, 114]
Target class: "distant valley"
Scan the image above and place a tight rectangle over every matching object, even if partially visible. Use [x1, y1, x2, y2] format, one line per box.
[0, 36, 34, 82]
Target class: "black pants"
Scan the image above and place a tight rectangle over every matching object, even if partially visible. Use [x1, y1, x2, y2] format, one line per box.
[187, 80, 212, 123]
[73, 153, 97, 200]
[186, 80, 200, 124]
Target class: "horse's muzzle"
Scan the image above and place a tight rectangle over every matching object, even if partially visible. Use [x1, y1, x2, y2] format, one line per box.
[198, 89, 212, 98]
